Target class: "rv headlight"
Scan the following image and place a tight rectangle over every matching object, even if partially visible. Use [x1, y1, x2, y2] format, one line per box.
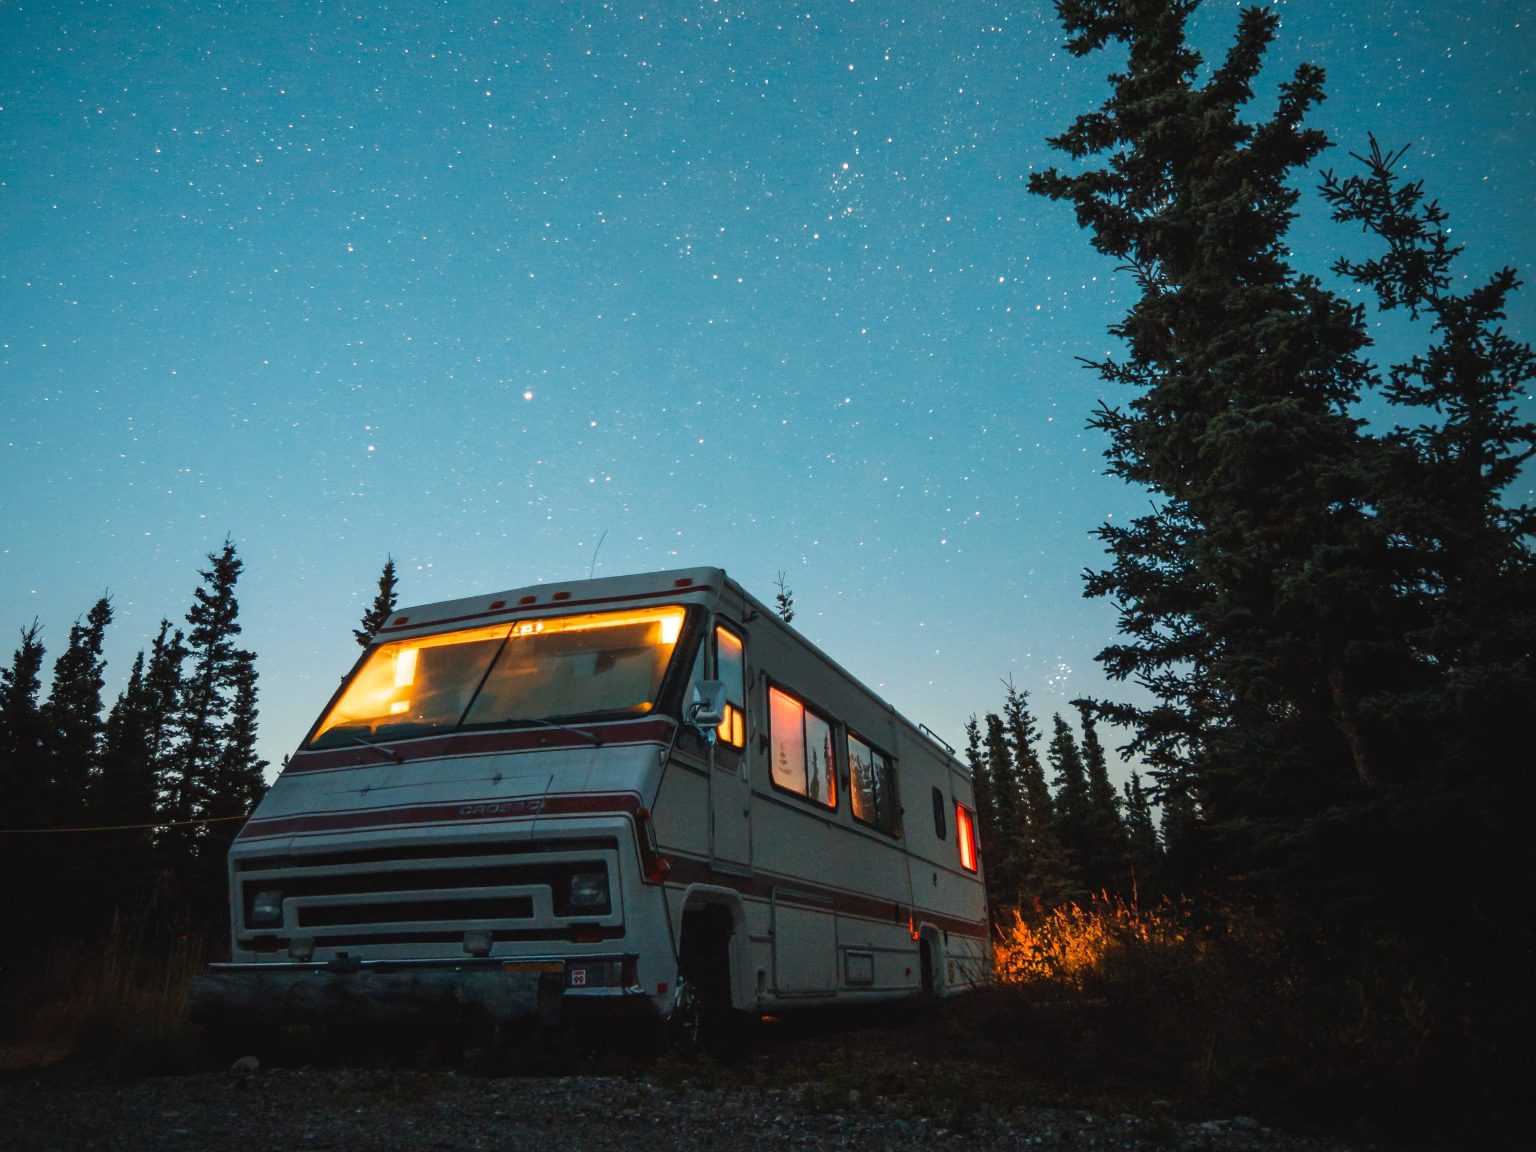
[567, 869, 609, 911]
[249, 889, 285, 927]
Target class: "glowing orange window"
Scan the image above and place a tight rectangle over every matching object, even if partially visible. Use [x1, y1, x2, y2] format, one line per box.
[715, 626, 746, 749]
[956, 803, 978, 873]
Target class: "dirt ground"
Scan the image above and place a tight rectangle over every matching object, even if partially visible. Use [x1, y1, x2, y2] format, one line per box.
[0, 1011, 1363, 1152]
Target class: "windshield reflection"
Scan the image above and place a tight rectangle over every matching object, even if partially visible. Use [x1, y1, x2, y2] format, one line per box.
[307, 606, 688, 750]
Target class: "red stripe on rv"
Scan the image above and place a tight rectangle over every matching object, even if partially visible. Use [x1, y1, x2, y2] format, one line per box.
[281, 717, 674, 773]
[662, 855, 989, 944]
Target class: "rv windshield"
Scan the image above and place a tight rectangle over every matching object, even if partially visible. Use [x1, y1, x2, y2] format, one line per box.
[307, 605, 688, 750]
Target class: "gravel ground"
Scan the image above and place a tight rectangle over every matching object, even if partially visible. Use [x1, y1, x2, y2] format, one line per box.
[1, 1032, 1364, 1152]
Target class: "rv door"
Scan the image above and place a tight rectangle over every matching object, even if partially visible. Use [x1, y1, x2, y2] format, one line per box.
[708, 622, 751, 874]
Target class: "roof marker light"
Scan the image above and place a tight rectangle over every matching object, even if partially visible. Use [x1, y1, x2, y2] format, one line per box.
[518, 595, 537, 605]
[488, 600, 506, 610]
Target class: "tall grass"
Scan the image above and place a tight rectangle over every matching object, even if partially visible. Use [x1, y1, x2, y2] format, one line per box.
[992, 893, 1198, 987]
[1, 915, 207, 1073]
[966, 892, 1510, 1143]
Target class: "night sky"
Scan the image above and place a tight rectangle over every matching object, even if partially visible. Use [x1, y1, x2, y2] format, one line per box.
[3, 1, 1531, 781]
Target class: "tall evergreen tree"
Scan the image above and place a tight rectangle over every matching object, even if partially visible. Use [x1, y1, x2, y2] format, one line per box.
[40, 596, 113, 823]
[1002, 685, 1076, 908]
[195, 651, 268, 919]
[0, 622, 47, 832]
[28, 596, 113, 937]
[981, 711, 1024, 907]
[1074, 699, 1131, 893]
[354, 556, 400, 647]
[92, 620, 185, 930]
[0, 623, 48, 930]
[1046, 713, 1091, 871]
[1121, 770, 1161, 893]
[1030, 0, 1399, 889]
[1319, 138, 1536, 780]
[159, 540, 260, 876]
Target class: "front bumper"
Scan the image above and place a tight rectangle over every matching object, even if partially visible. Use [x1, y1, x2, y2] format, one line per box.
[186, 958, 619, 1027]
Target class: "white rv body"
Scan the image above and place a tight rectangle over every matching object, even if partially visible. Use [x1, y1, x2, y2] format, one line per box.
[192, 568, 990, 1030]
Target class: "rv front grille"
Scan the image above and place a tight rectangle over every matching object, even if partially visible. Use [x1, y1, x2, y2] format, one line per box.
[233, 837, 622, 957]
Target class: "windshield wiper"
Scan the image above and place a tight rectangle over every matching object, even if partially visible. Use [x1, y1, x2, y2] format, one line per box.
[350, 733, 405, 764]
[519, 716, 602, 747]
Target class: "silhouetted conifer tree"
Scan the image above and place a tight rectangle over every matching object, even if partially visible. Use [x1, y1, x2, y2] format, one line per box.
[1046, 713, 1090, 872]
[31, 596, 113, 936]
[1121, 770, 1161, 893]
[40, 596, 113, 823]
[0, 622, 47, 832]
[1320, 138, 1536, 781]
[354, 556, 400, 647]
[1074, 699, 1131, 893]
[0, 622, 48, 933]
[772, 571, 796, 625]
[92, 620, 185, 931]
[158, 540, 265, 893]
[1002, 684, 1076, 908]
[981, 712, 1024, 907]
[1030, 0, 1405, 892]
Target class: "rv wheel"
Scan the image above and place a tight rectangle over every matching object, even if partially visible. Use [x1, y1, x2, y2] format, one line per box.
[665, 977, 705, 1057]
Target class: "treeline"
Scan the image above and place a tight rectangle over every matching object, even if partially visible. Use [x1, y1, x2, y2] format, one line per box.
[966, 686, 1163, 914]
[0, 540, 269, 950]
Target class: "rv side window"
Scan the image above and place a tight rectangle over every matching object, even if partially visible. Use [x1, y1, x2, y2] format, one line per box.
[715, 625, 746, 749]
[768, 685, 837, 809]
[848, 732, 900, 836]
[931, 787, 946, 840]
[956, 802, 979, 872]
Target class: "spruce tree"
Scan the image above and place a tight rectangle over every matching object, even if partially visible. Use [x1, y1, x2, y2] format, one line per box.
[0, 623, 48, 931]
[1074, 699, 1131, 893]
[195, 651, 268, 920]
[0, 622, 47, 832]
[354, 556, 400, 647]
[1320, 138, 1536, 781]
[30, 596, 113, 937]
[981, 712, 1024, 908]
[1030, 0, 1396, 888]
[40, 596, 113, 823]
[1046, 713, 1090, 879]
[159, 540, 260, 880]
[772, 571, 796, 625]
[1317, 138, 1536, 1031]
[1002, 685, 1076, 908]
[1121, 771, 1161, 894]
[92, 620, 185, 931]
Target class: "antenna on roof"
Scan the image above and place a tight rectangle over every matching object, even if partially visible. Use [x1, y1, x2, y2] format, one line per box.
[589, 529, 608, 579]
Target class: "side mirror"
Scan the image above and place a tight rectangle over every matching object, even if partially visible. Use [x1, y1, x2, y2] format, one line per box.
[688, 680, 728, 740]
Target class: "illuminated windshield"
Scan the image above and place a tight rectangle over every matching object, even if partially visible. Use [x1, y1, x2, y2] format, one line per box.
[308, 605, 688, 749]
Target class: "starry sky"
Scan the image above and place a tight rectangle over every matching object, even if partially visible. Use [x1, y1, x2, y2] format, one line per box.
[2, 1, 1531, 782]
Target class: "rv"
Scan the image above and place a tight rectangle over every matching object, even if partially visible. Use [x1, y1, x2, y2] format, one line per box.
[189, 568, 990, 1042]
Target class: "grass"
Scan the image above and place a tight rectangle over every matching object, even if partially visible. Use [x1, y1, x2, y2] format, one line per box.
[0, 916, 207, 1076]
